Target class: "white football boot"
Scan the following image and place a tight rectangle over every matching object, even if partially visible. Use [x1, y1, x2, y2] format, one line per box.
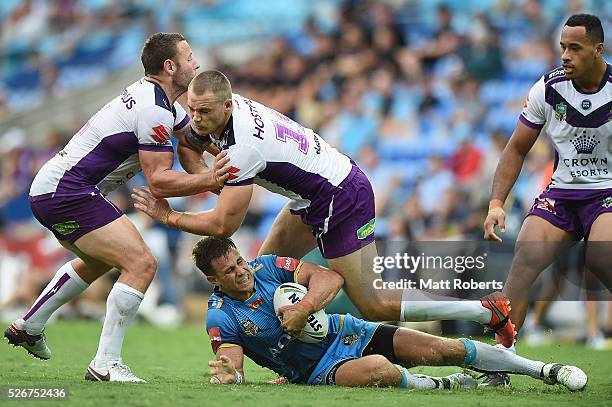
[541, 363, 587, 391]
[85, 359, 146, 383]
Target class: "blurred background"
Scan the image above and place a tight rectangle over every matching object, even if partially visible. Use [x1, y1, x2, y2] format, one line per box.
[0, 0, 610, 347]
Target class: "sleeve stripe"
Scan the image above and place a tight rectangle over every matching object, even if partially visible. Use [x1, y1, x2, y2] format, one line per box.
[174, 114, 190, 131]
[518, 114, 544, 130]
[219, 343, 241, 349]
[139, 144, 174, 153]
[226, 178, 254, 186]
[293, 261, 304, 283]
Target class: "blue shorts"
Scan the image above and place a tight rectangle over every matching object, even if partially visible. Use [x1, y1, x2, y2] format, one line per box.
[306, 314, 380, 385]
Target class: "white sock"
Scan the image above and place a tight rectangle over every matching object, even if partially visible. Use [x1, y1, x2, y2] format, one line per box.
[400, 289, 491, 324]
[17, 261, 88, 335]
[398, 367, 439, 389]
[460, 338, 543, 378]
[93, 283, 144, 365]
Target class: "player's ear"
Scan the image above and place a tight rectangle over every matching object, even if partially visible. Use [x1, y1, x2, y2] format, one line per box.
[165, 59, 174, 74]
[594, 42, 604, 59]
[207, 275, 219, 286]
[224, 98, 232, 112]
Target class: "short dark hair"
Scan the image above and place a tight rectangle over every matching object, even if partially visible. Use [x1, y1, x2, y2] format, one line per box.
[189, 70, 232, 100]
[565, 14, 604, 44]
[141, 32, 186, 76]
[192, 236, 237, 276]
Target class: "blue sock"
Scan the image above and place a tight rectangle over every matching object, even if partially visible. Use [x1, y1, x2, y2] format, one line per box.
[459, 338, 477, 366]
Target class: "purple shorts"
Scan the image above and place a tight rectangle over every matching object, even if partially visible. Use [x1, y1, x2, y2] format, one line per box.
[293, 166, 376, 259]
[527, 188, 612, 240]
[29, 191, 123, 244]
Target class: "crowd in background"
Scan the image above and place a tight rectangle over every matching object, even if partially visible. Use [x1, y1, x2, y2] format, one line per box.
[1, 0, 611, 341]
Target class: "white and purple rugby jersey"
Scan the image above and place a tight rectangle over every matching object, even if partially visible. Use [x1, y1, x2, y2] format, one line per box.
[30, 78, 189, 199]
[206, 93, 353, 213]
[520, 63, 612, 189]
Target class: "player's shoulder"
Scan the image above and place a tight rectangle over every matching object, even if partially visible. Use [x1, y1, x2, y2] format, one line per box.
[248, 255, 276, 276]
[206, 292, 236, 326]
[129, 78, 176, 118]
[543, 66, 568, 85]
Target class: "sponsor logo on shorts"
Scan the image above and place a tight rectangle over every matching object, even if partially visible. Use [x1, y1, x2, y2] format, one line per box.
[241, 319, 260, 336]
[356, 218, 376, 240]
[534, 197, 556, 214]
[555, 102, 567, 121]
[603, 197, 612, 208]
[342, 334, 359, 346]
[51, 221, 80, 235]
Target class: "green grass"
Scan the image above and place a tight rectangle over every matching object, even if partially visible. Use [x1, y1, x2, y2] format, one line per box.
[1, 321, 611, 407]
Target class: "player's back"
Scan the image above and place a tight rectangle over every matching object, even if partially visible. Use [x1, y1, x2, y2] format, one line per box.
[219, 94, 354, 211]
[30, 78, 184, 200]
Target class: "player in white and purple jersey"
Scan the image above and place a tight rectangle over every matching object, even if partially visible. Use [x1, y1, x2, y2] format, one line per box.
[4, 33, 230, 382]
[483, 14, 611, 384]
[133, 71, 516, 347]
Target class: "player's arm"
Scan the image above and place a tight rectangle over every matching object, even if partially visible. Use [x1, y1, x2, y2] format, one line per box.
[132, 183, 253, 237]
[484, 121, 541, 241]
[174, 125, 224, 174]
[209, 345, 245, 384]
[139, 149, 229, 198]
[277, 262, 344, 336]
[295, 262, 344, 314]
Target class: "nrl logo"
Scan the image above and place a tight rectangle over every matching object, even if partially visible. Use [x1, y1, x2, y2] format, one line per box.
[555, 102, 567, 121]
[603, 197, 612, 208]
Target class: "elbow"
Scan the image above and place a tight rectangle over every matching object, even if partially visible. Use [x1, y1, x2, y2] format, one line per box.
[217, 222, 238, 238]
[148, 185, 166, 199]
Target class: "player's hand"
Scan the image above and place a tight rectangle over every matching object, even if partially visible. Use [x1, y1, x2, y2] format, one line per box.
[268, 376, 288, 385]
[277, 300, 314, 336]
[213, 150, 230, 190]
[131, 187, 173, 224]
[483, 206, 506, 242]
[209, 355, 237, 384]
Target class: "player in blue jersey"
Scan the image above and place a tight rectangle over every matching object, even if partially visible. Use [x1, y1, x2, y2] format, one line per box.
[198, 237, 586, 390]
[4, 33, 230, 382]
[133, 70, 517, 348]
[483, 14, 611, 386]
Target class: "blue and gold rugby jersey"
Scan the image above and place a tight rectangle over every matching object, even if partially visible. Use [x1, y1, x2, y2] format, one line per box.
[205, 254, 343, 383]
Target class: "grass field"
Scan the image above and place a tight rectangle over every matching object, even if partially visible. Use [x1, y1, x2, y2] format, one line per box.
[1, 321, 611, 407]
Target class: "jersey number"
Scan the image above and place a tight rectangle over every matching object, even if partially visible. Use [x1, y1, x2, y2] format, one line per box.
[274, 123, 309, 154]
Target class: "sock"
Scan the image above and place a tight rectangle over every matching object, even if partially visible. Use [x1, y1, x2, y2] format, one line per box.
[400, 289, 491, 324]
[397, 367, 439, 389]
[459, 338, 544, 378]
[93, 283, 144, 365]
[17, 261, 89, 335]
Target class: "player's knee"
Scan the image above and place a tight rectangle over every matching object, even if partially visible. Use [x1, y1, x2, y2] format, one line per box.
[128, 251, 157, 280]
[362, 355, 398, 386]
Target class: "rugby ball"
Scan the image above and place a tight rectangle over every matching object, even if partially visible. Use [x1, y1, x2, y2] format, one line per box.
[273, 283, 329, 343]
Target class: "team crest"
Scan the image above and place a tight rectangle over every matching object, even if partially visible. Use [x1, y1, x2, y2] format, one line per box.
[581, 99, 591, 110]
[342, 334, 359, 346]
[241, 319, 260, 336]
[603, 197, 612, 208]
[554, 102, 567, 121]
